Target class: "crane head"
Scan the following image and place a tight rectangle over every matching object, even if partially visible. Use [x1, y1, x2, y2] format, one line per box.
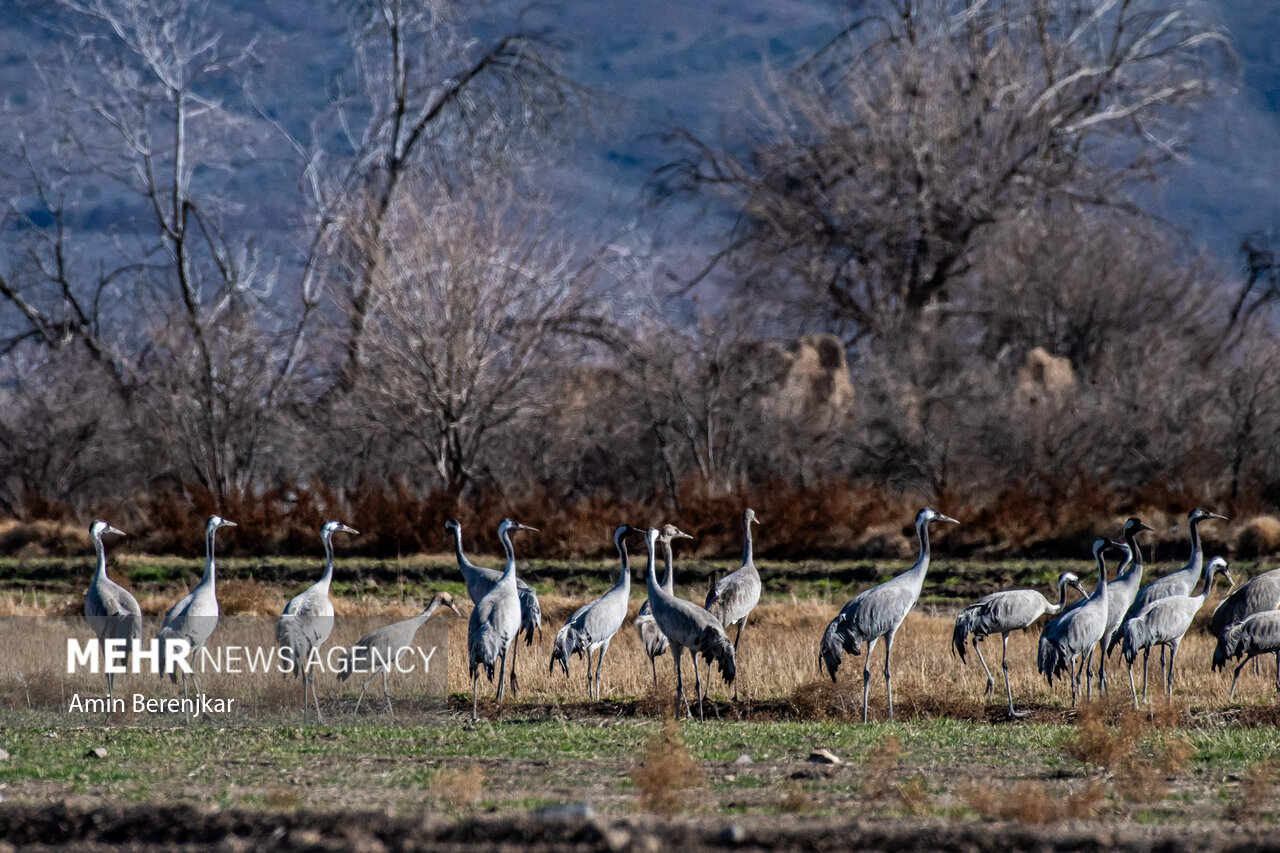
[918, 507, 959, 527]
[660, 523, 694, 543]
[1059, 571, 1086, 596]
[434, 591, 463, 618]
[1209, 556, 1232, 587]
[499, 518, 538, 535]
[1191, 508, 1228, 524]
[90, 520, 127, 539]
[323, 520, 359, 537]
[1123, 517, 1154, 536]
[612, 524, 635, 545]
[444, 519, 461, 534]
[743, 508, 760, 526]
[207, 515, 237, 531]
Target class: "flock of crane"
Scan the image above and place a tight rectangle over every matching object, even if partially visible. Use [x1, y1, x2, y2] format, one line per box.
[78, 505, 1280, 725]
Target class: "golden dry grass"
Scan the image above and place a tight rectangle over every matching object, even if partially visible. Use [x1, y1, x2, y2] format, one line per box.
[0, 584, 1276, 720]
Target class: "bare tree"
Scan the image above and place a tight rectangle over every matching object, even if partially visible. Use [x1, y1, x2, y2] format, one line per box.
[660, 0, 1229, 342]
[347, 189, 612, 496]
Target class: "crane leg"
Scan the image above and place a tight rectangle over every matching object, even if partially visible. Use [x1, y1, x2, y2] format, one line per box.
[355, 674, 375, 716]
[973, 638, 995, 699]
[472, 671, 480, 722]
[1098, 637, 1108, 694]
[1068, 656, 1079, 707]
[382, 670, 395, 720]
[692, 649, 705, 722]
[1127, 657, 1139, 709]
[181, 672, 191, 725]
[594, 641, 609, 702]
[496, 646, 509, 710]
[1166, 641, 1179, 697]
[672, 644, 687, 719]
[1084, 647, 1094, 702]
[310, 670, 325, 724]
[650, 654, 658, 687]
[1230, 656, 1250, 699]
[862, 638, 877, 724]
[732, 615, 747, 701]
[1001, 634, 1024, 718]
[1142, 648, 1151, 703]
[504, 637, 514, 696]
[884, 629, 897, 722]
[1275, 652, 1280, 692]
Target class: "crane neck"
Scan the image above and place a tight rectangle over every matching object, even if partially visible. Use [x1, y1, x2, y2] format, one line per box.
[644, 533, 659, 593]
[614, 534, 631, 592]
[909, 516, 932, 579]
[661, 539, 675, 593]
[1186, 516, 1205, 576]
[1052, 578, 1070, 610]
[414, 599, 441, 629]
[1194, 559, 1217, 600]
[1094, 553, 1108, 598]
[201, 524, 219, 587]
[92, 529, 108, 583]
[450, 525, 467, 567]
[497, 526, 518, 583]
[742, 515, 754, 567]
[1124, 528, 1144, 570]
[319, 528, 336, 589]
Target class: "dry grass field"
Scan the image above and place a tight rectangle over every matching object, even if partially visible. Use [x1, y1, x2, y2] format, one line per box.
[0, 580, 1276, 723]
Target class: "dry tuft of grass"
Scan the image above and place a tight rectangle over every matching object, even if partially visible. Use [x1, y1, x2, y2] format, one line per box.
[778, 784, 812, 814]
[218, 580, 282, 618]
[632, 718, 704, 815]
[1062, 700, 1144, 771]
[895, 775, 931, 816]
[962, 779, 1105, 824]
[860, 733, 902, 800]
[1236, 516, 1280, 558]
[431, 764, 486, 809]
[1226, 760, 1277, 821]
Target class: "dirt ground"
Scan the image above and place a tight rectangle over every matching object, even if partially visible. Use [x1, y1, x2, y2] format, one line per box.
[2, 802, 1280, 853]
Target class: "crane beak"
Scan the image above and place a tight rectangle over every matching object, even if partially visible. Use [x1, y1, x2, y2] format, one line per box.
[1138, 522, 1154, 532]
[448, 601, 463, 618]
[221, 520, 238, 528]
[517, 523, 539, 532]
[1071, 581, 1087, 595]
[105, 525, 127, 537]
[676, 530, 694, 540]
[1209, 512, 1228, 521]
[341, 524, 360, 535]
[939, 514, 960, 525]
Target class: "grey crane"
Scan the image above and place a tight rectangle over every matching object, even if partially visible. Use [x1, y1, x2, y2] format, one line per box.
[1037, 538, 1113, 706]
[1083, 517, 1153, 693]
[157, 515, 236, 724]
[1121, 556, 1231, 705]
[819, 507, 959, 722]
[276, 520, 358, 723]
[335, 592, 462, 717]
[1213, 610, 1280, 697]
[446, 519, 542, 695]
[952, 571, 1086, 717]
[1210, 565, 1280, 683]
[1210, 566, 1280, 637]
[550, 525, 635, 699]
[634, 524, 694, 684]
[643, 526, 735, 720]
[467, 518, 537, 721]
[1112, 508, 1227, 676]
[83, 520, 141, 703]
[705, 508, 761, 701]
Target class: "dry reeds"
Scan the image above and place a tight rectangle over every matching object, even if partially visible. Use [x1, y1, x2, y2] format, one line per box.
[632, 718, 703, 814]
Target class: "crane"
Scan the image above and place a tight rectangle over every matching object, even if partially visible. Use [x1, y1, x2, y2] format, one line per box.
[1113, 508, 1226, 680]
[275, 520, 358, 723]
[446, 519, 542, 695]
[336, 592, 462, 717]
[550, 525, 635, 699]
[952, 571, 1086, 717]
[642, 526, 735, 720]
[1120, 556, 1232, 705]
[1087, 517, 1153, 693]
[157, 515, 236, 724]
[634, 524, 694, 684]
[1213, 610, 1280, 698]
[819, 507, 959, 722]
[83, 520, 141, 703]
[1037, 538, 1113, 706]
[705, 508, 761, 700]
[467, 518, 537, 721]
